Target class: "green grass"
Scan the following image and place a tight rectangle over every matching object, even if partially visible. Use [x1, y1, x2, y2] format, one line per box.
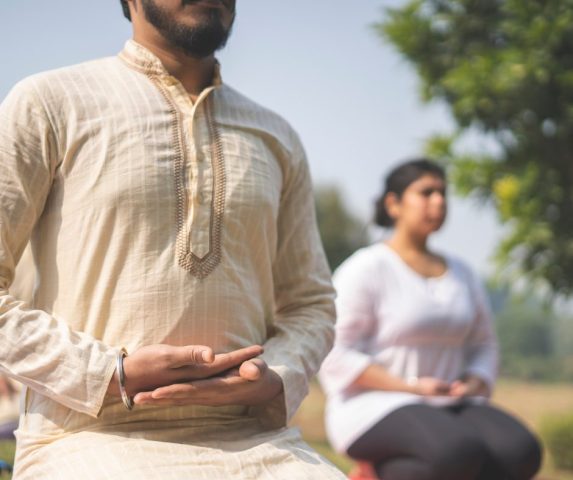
[307, 439, 354, 473]
[0, 441, 14, 480]
[493, 380, 573, 480]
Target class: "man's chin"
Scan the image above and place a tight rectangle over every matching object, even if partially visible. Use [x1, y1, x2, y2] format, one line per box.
[173, 32, 229, 59]
[184, 0, 227, 10]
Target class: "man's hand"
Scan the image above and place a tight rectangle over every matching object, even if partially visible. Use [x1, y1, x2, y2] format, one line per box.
[449, 375, 489, 398]
[132, 358, 284, 407]
[107, 344, 264, 397]
[0, 376, 17, 398]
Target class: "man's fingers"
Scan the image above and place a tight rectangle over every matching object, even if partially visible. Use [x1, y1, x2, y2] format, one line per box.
[133, 391, 153, 404]
[239, 358, 267, 381]
[132, 377, 245, 404]
[151, 375, 246, 399]
[169, 345, 214, 368]
[151, 383, 198, 399]
[195, 345, 263, 376]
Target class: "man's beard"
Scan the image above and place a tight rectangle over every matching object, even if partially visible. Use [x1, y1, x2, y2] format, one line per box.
[141, 0, 233, 58]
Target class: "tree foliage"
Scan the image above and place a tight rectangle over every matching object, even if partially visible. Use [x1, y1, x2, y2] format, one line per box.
[315, 185, 369, 271]
[376, 0, 573, 296]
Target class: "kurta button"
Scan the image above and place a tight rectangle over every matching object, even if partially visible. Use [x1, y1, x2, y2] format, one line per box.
[164, 76, 178, 86]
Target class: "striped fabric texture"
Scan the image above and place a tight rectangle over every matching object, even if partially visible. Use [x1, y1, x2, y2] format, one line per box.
[0, 40, 341, 478]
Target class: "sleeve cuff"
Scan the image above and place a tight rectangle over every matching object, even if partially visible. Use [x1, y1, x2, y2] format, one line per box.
[318, 349, 373, 396]
[249, 364, 304, 428]
[83, 348, 120, 418]
[464, 366, 496, 395]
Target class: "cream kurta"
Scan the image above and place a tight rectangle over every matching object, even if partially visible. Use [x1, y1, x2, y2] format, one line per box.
[0, 41, 342, 479]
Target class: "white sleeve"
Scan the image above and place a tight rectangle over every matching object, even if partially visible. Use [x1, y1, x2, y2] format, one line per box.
[318, 251, 378, 396]
[463, 268, 499, 391]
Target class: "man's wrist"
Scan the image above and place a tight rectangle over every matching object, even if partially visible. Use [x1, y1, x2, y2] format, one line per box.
[107, 370, 121, 397]
[266, 369, 284, 400]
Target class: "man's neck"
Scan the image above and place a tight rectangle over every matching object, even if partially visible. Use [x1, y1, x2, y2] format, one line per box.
[133, 33, 217, 100]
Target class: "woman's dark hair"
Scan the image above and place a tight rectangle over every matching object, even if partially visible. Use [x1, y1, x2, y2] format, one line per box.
[374, 158, 446, 227]
[120, 0, 131, 21]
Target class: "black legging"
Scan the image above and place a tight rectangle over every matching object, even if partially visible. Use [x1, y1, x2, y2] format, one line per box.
[346, 403, 542, 480]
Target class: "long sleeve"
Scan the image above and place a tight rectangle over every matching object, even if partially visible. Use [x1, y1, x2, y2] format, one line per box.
[254, 138, 336, 427]
[463, 270, 499, 391]
[0, 78, 118, 417]
[318, 250, 377, 397]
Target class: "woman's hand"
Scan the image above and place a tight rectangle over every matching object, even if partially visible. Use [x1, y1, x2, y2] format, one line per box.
[449, 375, 489, 397]
[132, 358, 284, 407]
[352, 364, 452, 396]
[107, 344, 264, 397]
[411, 377, 451, 396]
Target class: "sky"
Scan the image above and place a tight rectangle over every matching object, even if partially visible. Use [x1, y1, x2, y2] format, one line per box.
[0, 0, 502, 275]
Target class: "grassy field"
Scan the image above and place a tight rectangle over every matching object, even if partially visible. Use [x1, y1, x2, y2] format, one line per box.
[291, 379, 573, 479]
[0, 380, 571, 479]
[0, 440, 14, 480]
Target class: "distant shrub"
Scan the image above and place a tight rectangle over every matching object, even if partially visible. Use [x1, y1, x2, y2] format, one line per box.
[499, 355, 571, 382]
[541, 412, 573, 471]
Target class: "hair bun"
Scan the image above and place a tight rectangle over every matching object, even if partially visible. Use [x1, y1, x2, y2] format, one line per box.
[374, 193, 393, 227]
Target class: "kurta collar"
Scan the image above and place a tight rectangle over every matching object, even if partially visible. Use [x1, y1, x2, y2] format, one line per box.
[118, 40, 292, 148]
[118, 39, 222, 87]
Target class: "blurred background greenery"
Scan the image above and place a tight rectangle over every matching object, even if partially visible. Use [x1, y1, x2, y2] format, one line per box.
[378, 0, 573, 297]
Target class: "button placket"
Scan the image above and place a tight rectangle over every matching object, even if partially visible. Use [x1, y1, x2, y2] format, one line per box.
[143, 64, 224, 278]
[186, 103, 214, 259]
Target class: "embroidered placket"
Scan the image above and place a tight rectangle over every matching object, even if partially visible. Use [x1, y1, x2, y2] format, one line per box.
[145, 78, 225, 279]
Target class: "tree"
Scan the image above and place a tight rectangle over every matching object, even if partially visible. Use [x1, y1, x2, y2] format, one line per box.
[496, 300, 557, 381]
[314, 185, 369, 271]
[493, 288, 573, 381]
[376, 0, 573, 296]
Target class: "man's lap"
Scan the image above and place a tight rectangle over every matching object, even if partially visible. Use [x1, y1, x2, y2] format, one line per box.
[14, 426, 345, 479]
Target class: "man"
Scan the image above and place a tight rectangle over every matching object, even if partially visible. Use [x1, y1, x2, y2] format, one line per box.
[0, 1, 343, 478]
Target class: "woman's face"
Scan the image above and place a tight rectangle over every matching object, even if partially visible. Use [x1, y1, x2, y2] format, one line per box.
[386, 174, 448, 237]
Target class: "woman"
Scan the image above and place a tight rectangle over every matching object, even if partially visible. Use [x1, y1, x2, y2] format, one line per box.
[319, 159, 542, 480]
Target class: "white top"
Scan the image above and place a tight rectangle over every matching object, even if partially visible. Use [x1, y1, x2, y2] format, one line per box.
[318, 243, 498, 452]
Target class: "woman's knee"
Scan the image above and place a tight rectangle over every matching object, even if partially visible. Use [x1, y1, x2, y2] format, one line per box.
[427, 433, 487, 480]
[497, 430, 543, 479]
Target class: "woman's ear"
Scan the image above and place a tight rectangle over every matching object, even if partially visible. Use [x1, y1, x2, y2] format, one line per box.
[384, 192, 400, 222]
